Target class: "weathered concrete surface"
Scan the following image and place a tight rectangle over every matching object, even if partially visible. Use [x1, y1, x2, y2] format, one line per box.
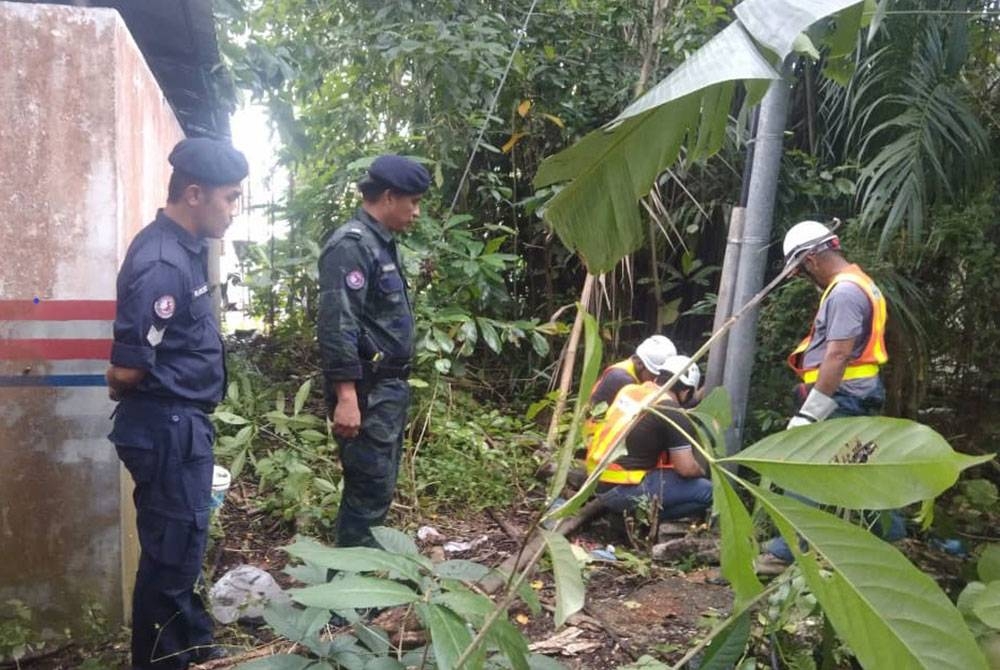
[0, 1, 183, 635]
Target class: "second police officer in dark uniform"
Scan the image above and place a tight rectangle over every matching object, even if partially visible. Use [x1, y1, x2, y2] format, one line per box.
[318, 155, 430, 548]
[106, 138, 247, 669]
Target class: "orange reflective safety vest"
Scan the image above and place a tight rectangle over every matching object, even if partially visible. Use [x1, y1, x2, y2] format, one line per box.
[787, 264, 888, 385]
[585, 382, 671, 485]
[583, 358, 640, 439]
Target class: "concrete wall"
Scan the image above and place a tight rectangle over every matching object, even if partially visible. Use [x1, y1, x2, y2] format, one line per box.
[0, 1, 184, 635]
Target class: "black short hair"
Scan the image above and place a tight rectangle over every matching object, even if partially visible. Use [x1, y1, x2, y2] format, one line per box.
[167, 170, 199, 203]
[359, 177, 410, 203]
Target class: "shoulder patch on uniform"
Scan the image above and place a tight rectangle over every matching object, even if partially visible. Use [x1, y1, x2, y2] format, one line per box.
[146, 324, 166, 347]
[345, 270, 366, 290]
[154, 295, 176, 319]
[345, 227, 363, 239]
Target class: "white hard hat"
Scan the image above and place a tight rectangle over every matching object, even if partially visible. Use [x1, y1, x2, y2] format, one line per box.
[782, 220, 839, 267]
[635, 335, 676, 374]
[661, 355, 701, 389]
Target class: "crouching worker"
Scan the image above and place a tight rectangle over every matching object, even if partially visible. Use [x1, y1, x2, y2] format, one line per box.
[585, 356, 712, 521]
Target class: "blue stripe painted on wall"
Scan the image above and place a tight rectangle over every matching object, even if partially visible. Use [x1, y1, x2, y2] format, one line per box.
[0, 375, 106, 387]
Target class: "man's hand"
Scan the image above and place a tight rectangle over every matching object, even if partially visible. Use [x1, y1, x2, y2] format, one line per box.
[106, 365, 144, 402]
[330, 381, 362, 439]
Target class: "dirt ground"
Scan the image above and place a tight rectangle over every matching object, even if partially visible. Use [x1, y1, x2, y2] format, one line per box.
[196, 486, 736, 670]
[12, 477, 983, 670]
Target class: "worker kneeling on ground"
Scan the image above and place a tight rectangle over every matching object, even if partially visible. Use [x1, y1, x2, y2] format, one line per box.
[584, 335, 676, 439]
[585, 356, 711, 521]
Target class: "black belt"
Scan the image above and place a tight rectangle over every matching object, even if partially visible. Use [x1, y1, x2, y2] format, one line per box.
[361, 360, 411, 381]
[112, 394, 216, 419]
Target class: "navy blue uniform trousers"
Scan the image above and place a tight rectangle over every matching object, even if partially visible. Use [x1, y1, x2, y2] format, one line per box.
[335, 379, 410, 548]
[112, 398, 214, 669]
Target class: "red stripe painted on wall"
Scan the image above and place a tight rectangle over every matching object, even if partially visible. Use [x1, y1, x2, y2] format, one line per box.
[0, 300, 117, 321]
[0, 339, 112, 360]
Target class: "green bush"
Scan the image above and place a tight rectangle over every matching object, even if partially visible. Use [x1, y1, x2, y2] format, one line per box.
[406, 388, 544, 512]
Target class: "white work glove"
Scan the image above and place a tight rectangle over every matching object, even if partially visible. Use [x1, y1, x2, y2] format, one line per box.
[787, 388, 838, 429]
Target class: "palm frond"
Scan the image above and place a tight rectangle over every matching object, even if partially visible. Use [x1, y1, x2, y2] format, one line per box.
[851, 20, 990, 250]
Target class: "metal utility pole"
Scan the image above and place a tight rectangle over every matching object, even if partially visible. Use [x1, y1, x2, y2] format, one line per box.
[704, 108, 758, 392]
[722, 62, 793, 455]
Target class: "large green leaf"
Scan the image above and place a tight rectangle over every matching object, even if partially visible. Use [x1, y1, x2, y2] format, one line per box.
[972, 582, 1000, 629]
[824, 2, 866, 58]
[284, 537, 426, 582]
[575, 310, 603, 415]
[710, 468, 763, 606]
[530, 0, 875, 274]
[734, 0, 864, 59]
[699, 611, 751, 670]
[290, 575, 420, 610]
[262, 602, 329, 644]
[416, 603, 477, 670]
[372, 526, 422, 557]
[533, 95, 699, 273]
[979, 545, 1000, 583]
[611, 22, 778, 124]
[433, 559, 492, 582]
[541, 530, 585, 627]
[750, 483, 988, 669]
[690, 386, 733, 458]
[691, 386, 733, 434]
[488, 618, 531, 670]
[293, 378, 311, 416]
[432, 590, 495, 628]
[722, 417, 992, 509]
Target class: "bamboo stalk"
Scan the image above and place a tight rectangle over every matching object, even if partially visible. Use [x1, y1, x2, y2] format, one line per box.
[544, 273, 595, 450]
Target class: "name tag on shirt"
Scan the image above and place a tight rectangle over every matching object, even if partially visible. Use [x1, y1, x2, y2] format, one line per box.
[193, 284, 209, 298]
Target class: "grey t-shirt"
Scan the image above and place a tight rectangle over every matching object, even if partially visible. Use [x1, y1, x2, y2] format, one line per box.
[801, 281, 878, 397]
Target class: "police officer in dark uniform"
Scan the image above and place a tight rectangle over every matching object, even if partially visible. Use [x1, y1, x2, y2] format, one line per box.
[318, 155, 430, 548]
[106, 137, 247, 669]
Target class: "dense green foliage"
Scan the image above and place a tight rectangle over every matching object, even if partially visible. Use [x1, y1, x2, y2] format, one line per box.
[211, 350, 547, 537]
[206, 1, 1000, 667]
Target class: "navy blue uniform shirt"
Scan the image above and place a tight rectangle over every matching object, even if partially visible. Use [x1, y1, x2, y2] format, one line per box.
[318, 209, 414, 388]
[110, 210, 225, 406]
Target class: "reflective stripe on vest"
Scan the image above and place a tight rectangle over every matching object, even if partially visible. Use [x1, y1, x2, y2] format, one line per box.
[787, 264, 888, 383]
[585, 381, 671, 485]
[584, 358, 640, 439]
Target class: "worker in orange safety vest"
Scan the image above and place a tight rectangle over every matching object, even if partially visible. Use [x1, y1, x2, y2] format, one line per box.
[584, 335, 676, 440]
[781, 220, 888, 428]
[585, 356, 711, 521]
[757, 219, 899, 575]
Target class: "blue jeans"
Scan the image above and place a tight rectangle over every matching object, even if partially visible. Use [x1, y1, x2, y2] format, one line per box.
[767, 379, 903, 562]
[597, 469, 713, 521]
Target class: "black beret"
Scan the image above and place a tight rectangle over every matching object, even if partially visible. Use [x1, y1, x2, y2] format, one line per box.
[168, 137, 249, 186]
[365, 154, 431, 194]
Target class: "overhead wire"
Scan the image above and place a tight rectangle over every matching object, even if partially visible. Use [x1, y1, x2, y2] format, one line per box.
[446, 0, 541, 220]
